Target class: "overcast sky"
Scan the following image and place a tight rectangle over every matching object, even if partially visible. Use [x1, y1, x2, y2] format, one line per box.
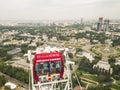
[0, 0, 120, 20]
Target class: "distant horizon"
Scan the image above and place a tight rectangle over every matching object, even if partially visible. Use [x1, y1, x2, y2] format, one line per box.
[0, 16, 120, 21]
[0, 0, 120, 20]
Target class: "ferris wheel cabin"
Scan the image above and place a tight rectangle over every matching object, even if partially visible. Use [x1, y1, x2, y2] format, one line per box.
[33, 52, 64, 83]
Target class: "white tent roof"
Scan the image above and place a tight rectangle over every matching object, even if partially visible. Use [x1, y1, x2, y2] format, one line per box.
[5, 82, 16, 89]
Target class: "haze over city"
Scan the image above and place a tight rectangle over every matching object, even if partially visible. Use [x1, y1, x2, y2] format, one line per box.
[0, 0, 120, 90]
[0, 0, 120, 20]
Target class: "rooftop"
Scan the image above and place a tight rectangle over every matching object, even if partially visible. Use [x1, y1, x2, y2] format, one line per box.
[7, 48, 21, 55]
[94, 61, 110, 71]
[5, 82, 16, 90]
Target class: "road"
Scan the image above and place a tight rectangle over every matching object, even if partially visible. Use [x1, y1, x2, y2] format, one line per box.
[0, 72, 29, 90]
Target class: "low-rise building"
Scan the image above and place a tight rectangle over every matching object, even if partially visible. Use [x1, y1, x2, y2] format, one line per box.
[50, 36, 58, 42]
[28, 42, 37, 47]
[69, 38, 77, 44]
[78, 38, 90, 45]
[3, 40, 30, 45]
[7, 48, 21, 55]
[115, 60, 120, 65]
[93, 40, 99, 44]
[5, 82, 16, 90]
[105, 39, 113, 45]
[11, 59, 30, 71]
[68, 46, 76, 56]
[93, 61, 112, 74]
[42, 34, 48, 41]
[76, 51, 94, 63]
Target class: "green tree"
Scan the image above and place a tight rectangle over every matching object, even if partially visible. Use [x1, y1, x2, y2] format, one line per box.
[112, 65, 120, 80]
[4, 86, 11, 90]
[108, 58, 116, 65]
[68, 53, 74, 58]
[76, 47, 83, 53]
[112, 38, 120, 47]
[94, 55, 102, 60]
[98, 74, 111, 83]
[4, 54, 12, 61]
[79, 56, 93, 72]
[0, 63, 29, 84]
[88, 85, 111, 90]
[0, 76, 7, 87]
[36, 42, 44, 46]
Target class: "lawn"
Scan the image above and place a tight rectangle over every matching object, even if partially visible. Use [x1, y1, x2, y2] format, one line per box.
[76, 70, 98, 82]
[111, 84, 120, 90]
[76, 69, 89, 75]
[116, 80, 120, 86]
[81, 74, 98, 82]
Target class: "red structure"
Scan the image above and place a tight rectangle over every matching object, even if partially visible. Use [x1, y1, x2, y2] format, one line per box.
[33, 52, 64, 82]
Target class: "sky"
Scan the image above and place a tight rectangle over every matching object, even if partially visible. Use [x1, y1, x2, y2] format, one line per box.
[0, 0, 120, 20]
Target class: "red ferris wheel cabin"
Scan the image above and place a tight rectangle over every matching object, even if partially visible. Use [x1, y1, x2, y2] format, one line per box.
[33, 52, 64, 83]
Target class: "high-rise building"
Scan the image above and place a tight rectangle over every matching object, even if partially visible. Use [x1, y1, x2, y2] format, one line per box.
[97, 22, 100, 31]
[104, 19, 110, 31]
[97, 17, 110, 31]
[97, 17, 103, 31]
[81, 18, 83, 24]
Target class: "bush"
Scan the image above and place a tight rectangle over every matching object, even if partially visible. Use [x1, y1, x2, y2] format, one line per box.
[0, 75, 7, 87]
[4, 86, 11, 90]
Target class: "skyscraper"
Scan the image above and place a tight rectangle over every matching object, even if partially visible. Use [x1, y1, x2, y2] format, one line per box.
[81, 18, 83, 24]
[97, 17, 103, 31]
[104, 19, 110, 31]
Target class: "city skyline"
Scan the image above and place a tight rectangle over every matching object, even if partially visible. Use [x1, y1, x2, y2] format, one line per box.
[0, 0, 120, 20]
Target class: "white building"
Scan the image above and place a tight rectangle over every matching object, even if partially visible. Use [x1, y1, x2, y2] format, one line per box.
[50, 36, 57, 42]
[5, 82, 16, 90]
[105, 39, 113, 45]
[76, 51, 94, 63]
[69, 38, 77, 44]
[82, 51, 94, 62]
[115, 60, 120, 65]
[84, 26, 91, 31]
[93, 61, 112, 74]
[68, 46, 76, 56]
[42, 35, 48, 41]
[28, 42, 37, 47]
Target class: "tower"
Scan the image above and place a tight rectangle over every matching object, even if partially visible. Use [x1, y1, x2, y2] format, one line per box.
[104, 19, 110, 31]
[97, 17, 103, 31]
[81, 18, 83, 24]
